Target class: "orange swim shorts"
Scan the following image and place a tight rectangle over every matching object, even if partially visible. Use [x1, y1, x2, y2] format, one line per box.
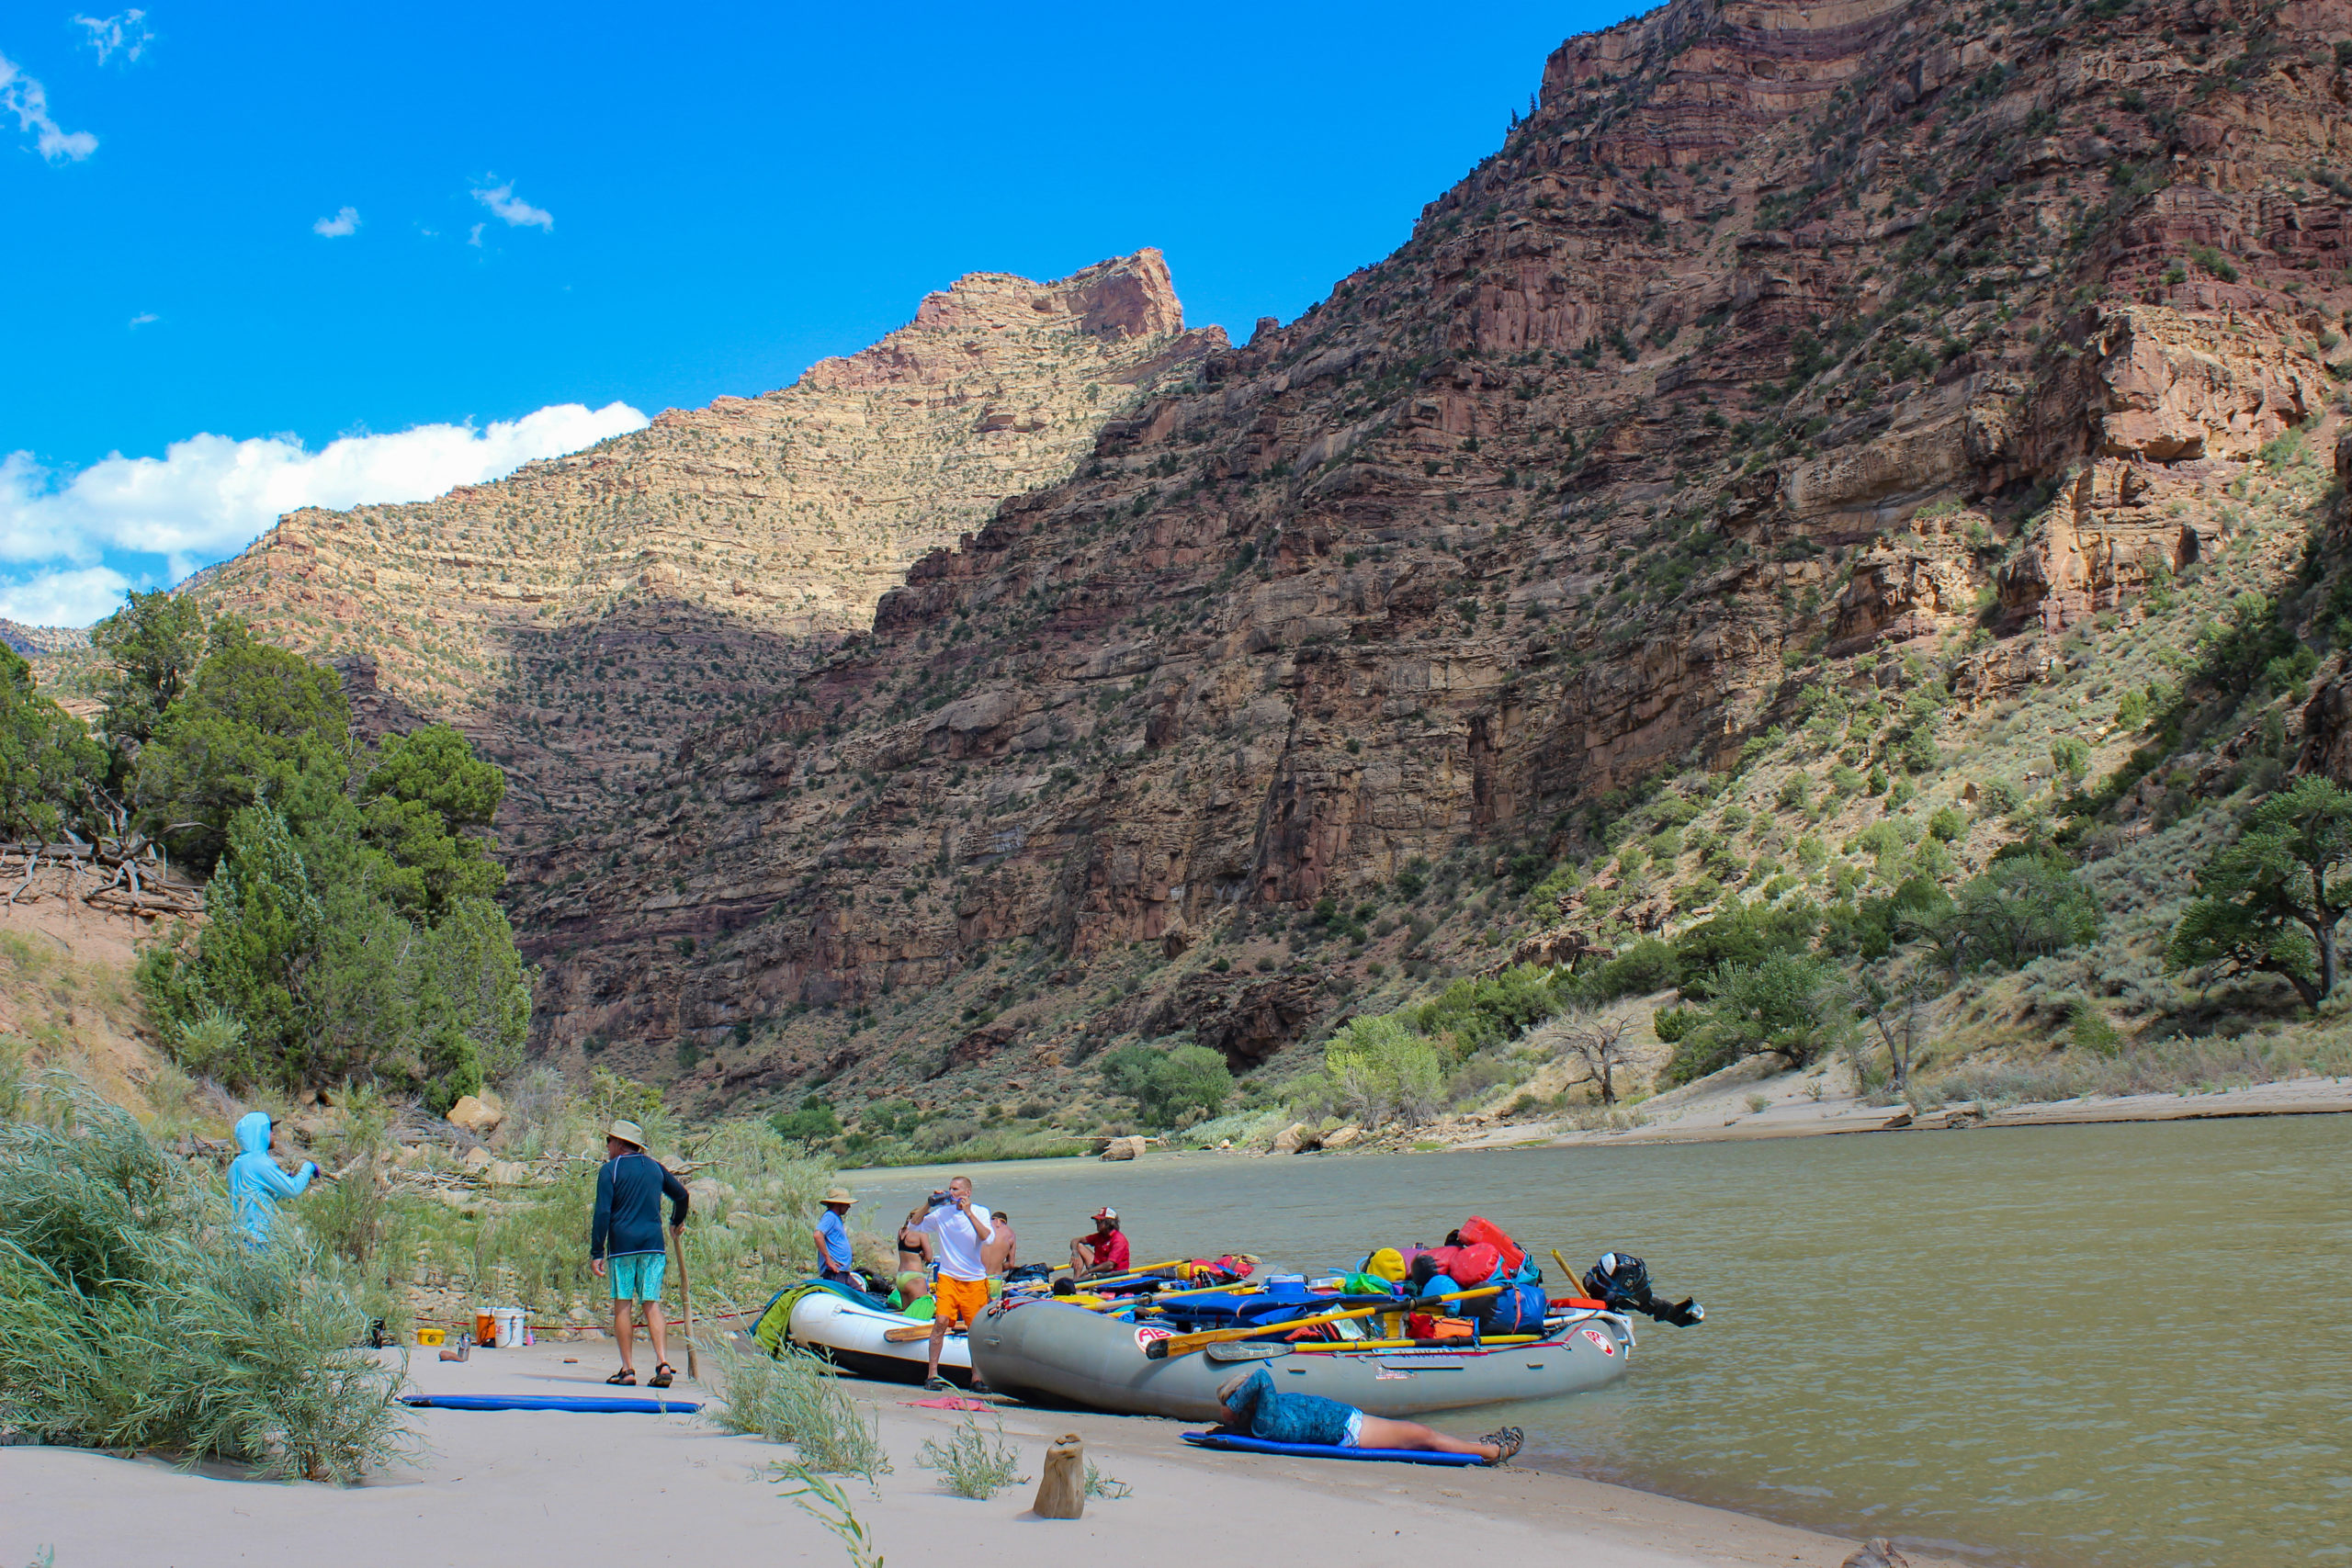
[933, 1274, 990, 1331]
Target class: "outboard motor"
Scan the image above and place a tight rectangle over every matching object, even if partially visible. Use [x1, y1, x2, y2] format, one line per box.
[1583, 1252, 1705, 1327]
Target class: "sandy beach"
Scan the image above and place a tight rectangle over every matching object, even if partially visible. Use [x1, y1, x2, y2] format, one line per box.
[3, 1339, 1949, 1568]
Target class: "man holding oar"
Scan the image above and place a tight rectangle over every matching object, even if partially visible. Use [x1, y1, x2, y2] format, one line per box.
[590, 1119, 691, 1387]
[916, 1174, 992, 1392]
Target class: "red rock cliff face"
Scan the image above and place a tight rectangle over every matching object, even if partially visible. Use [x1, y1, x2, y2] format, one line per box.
[521, 0, 2352, 1105]
[186, 252, 1216, 832]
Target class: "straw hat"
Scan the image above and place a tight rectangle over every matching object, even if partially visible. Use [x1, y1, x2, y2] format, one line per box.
[606, 1120, 646, 1147]
[822, 1187, 857, 1207]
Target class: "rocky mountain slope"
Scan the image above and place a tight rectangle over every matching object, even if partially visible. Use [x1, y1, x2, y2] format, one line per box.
[180, 252, 1219, 830]
[518, 0, 2352, 1116]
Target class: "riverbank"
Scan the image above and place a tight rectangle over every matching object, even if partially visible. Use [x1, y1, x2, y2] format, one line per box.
[2, 1339, 1954, 1568]
[1442, 1067, 2352, 1152]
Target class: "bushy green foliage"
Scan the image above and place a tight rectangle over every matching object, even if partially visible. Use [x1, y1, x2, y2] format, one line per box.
[0, 1074, 410, 1480]
[132, 617, 352, 874]
[128, 625, 529, 1105]
[1939, 850, 2101, 971]
[89, 589, 205, 755]
[1668, 901, 1819, 995]
[1412, 963, 1564, 1051]
[1665, 952, 1856, 1082]
[357, 726, 507, 918]
[0, 647, 106, 840]
[2168, 776, 2352, 1008]
[1096, 1041, 1233, 1127]
[771, 1094, 842, 1145]
[1570, 936, 1679, 1002]
[1318, 1011, 1445, 1126]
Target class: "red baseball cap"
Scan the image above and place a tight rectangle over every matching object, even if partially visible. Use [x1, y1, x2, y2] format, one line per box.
[1092, 1207, 1118, 1223]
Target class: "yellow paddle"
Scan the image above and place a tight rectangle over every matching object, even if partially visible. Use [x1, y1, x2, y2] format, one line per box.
[1056, 1257, 1186, 1286]
[1144, 1286, 1501, 1359]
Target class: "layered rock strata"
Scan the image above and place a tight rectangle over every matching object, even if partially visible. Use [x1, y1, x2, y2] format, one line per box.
[509, 0, 2352, 1102]
[183, 252, 1219, 828]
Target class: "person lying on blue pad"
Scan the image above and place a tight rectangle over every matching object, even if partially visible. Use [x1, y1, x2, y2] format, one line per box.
[1212, 1365, 1521, 1464]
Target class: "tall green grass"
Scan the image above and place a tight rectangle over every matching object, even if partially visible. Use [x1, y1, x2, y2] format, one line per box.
[709, 1343, 890, 1481]
[0, 1071, 410, 1481]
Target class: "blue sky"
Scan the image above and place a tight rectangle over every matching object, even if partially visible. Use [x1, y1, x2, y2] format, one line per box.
[2, 0, 1639, 625]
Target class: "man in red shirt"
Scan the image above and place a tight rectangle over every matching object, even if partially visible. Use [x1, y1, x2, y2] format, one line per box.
[1069, 1207, 1130, 1280]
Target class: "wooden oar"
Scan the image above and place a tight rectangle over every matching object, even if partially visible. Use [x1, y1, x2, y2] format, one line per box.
[884, 1322, 954, 1343]
[672, 1230, 699, 1381]
[1057, 1258, 1186, 1285]
[1144, 1286, 1500, 1359]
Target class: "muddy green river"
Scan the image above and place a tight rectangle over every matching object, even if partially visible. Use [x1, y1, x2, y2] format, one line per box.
[851, 1115, 2351, 1568]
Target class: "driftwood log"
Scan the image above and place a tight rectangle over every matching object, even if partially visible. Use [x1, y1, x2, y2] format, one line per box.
[0, 835, 202, 918]
[1034, 1433, 1086, 1519]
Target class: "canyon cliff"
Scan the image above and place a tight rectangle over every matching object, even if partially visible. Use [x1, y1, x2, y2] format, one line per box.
[184, 252, 1217, 831]
[515, 0, 2351, 1111]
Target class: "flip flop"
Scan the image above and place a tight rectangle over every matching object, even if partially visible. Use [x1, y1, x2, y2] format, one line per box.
[606, 1370, 637, 1385]
[649, 1362, 675, 1388]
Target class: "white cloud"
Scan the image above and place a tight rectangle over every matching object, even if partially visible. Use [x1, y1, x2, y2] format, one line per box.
[0, 50, 96, 162]
[467, 222, 483, 246]
[0, 565, 136, 627]
[0, 401, 649, 621]
[471, 180, 552, 231]
[312, 205, 360, 238]
[127, 310, 157, 328]
[73, 10, 152, 66]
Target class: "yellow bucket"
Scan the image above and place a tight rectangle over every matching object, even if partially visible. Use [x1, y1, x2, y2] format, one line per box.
[416, 1327, 447, 1347]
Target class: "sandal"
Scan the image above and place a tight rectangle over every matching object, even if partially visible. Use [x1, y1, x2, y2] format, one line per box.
[606, 1369, 637, 1385]
[1480, 1427, 1523, 1465]
[649, 1362, 676, 1388]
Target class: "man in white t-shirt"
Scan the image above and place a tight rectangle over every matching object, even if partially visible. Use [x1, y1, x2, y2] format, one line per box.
[917, 1174, 993, 1391]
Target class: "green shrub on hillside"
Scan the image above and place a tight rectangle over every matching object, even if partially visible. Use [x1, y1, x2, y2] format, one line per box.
[1936, 850, 2102, 971]
[1413, 964, 1564, 1051]
[2168, 776, 2352, 1009]
[1097, 1042, 1233, 1127]
[0, 648, 106, 841]
[1665, 951, 1856, 1083]
[124, 617, 530, 1106]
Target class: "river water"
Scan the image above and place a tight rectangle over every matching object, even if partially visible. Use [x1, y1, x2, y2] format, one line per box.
[848, 1115, 2351, 1568]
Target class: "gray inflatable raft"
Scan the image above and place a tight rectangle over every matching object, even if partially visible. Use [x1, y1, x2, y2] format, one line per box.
[971, 1298, 1634, 1420]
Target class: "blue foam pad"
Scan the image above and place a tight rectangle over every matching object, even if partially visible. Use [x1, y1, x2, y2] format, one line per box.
[1181, 1430, 1485, 1466]
[401, 1393, 701, 1414]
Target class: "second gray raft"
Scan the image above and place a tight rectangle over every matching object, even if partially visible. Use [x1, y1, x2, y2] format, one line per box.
[970, 1297, 1635, 1420]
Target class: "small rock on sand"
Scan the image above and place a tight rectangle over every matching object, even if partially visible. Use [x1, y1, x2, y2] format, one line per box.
[1272, 1122, 1309, 1155]
[1100, 1135, 1147, 1161]
[1842, 1540, 1910, 1568]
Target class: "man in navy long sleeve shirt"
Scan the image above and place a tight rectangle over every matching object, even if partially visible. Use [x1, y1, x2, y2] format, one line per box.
[590, 1119, 691, 1386]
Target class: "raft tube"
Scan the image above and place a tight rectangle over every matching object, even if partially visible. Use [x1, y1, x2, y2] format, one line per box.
[786, 1287, 974, 1384]
[971, 1298, 1633, 1420]
[1182, 1431, 1486, 1466]
[400, 1393, 700, 1413]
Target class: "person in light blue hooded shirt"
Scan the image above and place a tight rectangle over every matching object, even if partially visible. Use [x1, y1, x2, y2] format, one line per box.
[229, 1111, 317, 1244]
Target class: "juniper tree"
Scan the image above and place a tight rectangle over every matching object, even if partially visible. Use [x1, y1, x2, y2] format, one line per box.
[2169, 776, 2352, 1008]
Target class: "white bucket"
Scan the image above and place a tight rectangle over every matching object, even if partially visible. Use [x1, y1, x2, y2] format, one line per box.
[489, 1308, 527, 1348]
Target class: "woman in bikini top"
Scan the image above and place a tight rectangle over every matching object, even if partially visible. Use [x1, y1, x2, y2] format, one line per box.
[897, 1208, 933, 1273]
